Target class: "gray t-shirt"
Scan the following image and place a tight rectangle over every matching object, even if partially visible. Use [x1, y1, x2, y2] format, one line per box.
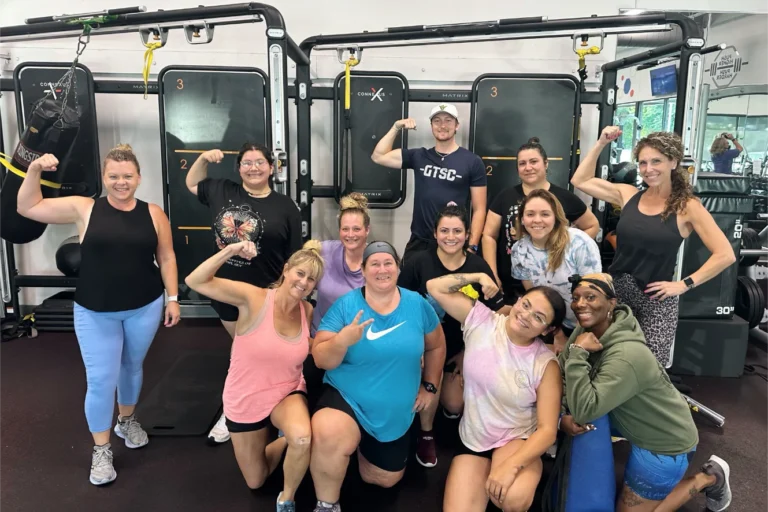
[511, 227, 602, 329]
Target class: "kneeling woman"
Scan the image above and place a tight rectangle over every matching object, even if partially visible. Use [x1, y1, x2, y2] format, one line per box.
[310, 242, 446, 512]
[426, 273, 565, 512]
[559, 274, 731, 512]
[185, 240, 323, 512]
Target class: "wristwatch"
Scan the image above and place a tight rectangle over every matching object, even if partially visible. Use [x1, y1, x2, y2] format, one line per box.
[683, 277, 695, 291]
[422, 381, 438, 394]
[468, 244, 479, 252]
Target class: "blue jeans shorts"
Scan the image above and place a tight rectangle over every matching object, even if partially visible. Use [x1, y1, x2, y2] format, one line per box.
[624, 443, 696, 500]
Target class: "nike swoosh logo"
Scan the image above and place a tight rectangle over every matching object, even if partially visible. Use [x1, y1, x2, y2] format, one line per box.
[366, 321, 406, 341]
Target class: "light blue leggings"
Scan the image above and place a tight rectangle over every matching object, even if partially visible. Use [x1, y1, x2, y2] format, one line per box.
[74, 295, 164, 433]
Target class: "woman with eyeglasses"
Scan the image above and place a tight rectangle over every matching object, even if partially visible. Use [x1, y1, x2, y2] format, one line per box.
[426, 273, 565, 512]
[187, 142, 302, 444]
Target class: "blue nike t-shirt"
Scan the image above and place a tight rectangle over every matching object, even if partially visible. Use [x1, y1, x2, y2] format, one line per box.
[318, 287, 440, 442]
[402, 147, 486, 240]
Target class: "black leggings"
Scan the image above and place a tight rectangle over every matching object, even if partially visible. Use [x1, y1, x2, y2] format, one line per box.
[613, 273, 679, 367]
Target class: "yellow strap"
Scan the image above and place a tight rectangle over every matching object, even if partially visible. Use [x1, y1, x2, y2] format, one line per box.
[143, 42, 163, 99]
[344, 55, 360, 110]
[575, 46, 601, 70]
[0, 152, 62, 189]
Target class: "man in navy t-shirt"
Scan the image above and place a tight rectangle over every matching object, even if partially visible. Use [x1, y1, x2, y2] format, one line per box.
[372, 104, 487, 263]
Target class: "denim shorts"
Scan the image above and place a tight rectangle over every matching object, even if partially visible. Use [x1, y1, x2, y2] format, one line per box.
[624, 443, 696, 501]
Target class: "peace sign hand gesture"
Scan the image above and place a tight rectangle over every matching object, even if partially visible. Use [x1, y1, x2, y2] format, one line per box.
[337, 310, 374, 347]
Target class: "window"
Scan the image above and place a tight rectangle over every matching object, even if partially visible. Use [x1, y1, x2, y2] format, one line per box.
[639, 100, 665, 138]
[613, 104, 637, 163]
[664, 98, 677, 131]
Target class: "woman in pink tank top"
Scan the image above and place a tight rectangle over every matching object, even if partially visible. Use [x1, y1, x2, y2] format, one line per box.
[186, 239, 324, 512]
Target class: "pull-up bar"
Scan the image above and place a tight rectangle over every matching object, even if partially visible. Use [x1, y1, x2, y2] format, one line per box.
[1, 3, 310, 68]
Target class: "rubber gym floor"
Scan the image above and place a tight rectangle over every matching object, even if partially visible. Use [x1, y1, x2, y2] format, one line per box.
[2, 318, 766, 512]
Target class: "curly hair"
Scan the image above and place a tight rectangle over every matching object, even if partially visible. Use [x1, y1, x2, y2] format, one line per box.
[633, 131, 695, 220]
[338, 192, 370, 228]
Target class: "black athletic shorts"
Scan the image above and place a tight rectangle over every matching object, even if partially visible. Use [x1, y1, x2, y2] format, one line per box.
[210, 298, 239, 323]
[455, 436, 494, 460]
[225, 390, 308, 433]
[314, 384, 411, 472]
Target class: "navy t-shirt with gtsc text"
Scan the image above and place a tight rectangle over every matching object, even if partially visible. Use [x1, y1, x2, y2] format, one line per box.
[401, 147, 486, 240]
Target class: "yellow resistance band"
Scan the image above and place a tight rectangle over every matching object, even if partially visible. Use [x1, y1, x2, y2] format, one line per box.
[0, 152, 62, 189]
[143, 42, 163, 99]
[460, 285, 479, 300]
[344, 55, 360, 110]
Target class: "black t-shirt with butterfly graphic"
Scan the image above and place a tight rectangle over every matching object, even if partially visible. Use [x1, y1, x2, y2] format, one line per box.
[198, 178, 302, 287]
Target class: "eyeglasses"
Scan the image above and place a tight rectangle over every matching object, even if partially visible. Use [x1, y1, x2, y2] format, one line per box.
[240, 159, 268, 168]
[521, 298, 548, 326]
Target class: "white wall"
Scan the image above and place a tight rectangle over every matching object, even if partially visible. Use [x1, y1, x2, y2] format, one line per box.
[0, 0, 765, 307]
[707, 94, 768, 115]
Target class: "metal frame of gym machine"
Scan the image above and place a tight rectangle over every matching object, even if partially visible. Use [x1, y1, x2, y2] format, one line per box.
[0, 2, 309, 321]
[294, 12, 708, 238]
[294, 13, 732, 426]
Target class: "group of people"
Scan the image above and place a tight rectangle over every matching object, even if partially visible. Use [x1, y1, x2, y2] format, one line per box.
[16, 102, 737, 512]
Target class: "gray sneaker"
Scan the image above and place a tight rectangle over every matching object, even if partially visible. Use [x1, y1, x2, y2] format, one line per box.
[702, 455, 731, 511]
[276, 492, 295, 512]
[313, 501, 341, 512]
[114, 415, 149, 449]
[90, 443, 117, 486]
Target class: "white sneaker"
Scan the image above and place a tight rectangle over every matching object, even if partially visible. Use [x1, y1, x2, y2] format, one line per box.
[114, 415, 149, 449]
[207, 412, 230, 444]
[90, 443, 117, 486]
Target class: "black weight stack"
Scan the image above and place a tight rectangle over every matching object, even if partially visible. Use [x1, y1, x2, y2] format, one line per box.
[678, 174, 753, 319]
[32, 291, 75, 332]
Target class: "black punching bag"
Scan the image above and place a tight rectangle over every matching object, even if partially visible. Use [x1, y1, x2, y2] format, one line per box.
[55, 235, 81, 277]
[1, 98, 80, 244]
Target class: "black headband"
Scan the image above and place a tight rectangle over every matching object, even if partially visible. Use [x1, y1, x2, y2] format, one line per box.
[568, 275, 617, 299]
[363, 241, 398, 263]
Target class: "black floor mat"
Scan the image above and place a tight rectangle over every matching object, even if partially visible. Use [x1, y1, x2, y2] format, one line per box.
[135, 350, 229, 436]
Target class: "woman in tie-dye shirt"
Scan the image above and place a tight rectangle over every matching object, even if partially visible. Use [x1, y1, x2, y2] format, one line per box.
[426, 273, 565, 512]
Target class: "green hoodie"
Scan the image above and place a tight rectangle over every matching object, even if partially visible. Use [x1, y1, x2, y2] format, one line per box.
[557, 304, 698, 456]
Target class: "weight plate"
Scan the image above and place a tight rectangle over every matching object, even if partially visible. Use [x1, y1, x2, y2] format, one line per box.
[740, 228, 762, 267]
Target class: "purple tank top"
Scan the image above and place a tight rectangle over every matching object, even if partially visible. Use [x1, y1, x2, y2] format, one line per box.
[312, 240, 365, 335]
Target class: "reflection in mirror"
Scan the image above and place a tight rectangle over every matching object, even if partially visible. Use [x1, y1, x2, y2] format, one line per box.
[703, 94, 768, 176]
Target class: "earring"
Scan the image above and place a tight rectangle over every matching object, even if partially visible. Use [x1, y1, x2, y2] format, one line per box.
[608, 311, 613, 320]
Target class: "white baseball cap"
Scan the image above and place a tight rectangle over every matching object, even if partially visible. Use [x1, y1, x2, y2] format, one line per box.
[429, 103, 459, 122]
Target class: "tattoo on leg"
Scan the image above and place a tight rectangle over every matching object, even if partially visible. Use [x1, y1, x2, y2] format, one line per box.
[621, 488, 645, 507]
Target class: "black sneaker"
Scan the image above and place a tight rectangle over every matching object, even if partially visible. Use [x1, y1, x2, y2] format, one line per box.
[701, 455, 731, 511]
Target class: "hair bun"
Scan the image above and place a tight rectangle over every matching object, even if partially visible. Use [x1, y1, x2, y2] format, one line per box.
[302, 239, 322, 254]
[114, 143, 134, 152]
[340, 192, 369, 211]
[527, 137, 540, 145]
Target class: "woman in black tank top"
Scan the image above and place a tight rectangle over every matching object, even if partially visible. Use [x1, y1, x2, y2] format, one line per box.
[570, 127, 735, 370]
[17, 145, 180, 486]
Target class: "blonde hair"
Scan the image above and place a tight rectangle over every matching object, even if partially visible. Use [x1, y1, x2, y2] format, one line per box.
[709, 136, 730, 156]
[634, 131, 694, 220]
[103, 143, 141, 174]
[515, 189, 570, 273]
[271, 239, 325, 288]
[338, 192, 370, 228]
